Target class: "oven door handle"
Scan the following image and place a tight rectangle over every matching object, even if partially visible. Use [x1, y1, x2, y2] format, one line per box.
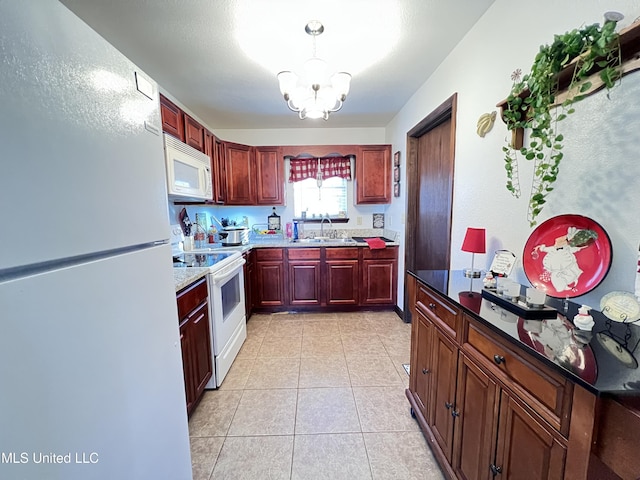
[211, 258, 245, 285]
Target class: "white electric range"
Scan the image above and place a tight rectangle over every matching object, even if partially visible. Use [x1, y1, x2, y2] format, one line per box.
[171, 225, 247, 388]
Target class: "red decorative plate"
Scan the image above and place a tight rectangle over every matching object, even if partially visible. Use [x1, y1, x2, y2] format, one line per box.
[523, 214, 612, 298]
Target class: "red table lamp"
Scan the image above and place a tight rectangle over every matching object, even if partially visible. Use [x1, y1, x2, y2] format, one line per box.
[462, 227, 486, 280]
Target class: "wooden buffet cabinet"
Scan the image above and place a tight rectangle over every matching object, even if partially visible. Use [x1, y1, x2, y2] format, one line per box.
[406, 270, 640, 480]
[250, 245, 398, 312]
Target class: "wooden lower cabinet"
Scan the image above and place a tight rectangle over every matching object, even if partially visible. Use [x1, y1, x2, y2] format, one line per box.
[288, 248, 321, 306]
[406, 274, 579, 480]
[254, 248, 286, 307]
[243, 250, 254, 319]
[176, 278, 212, 416]
[252, 246, 397, 311]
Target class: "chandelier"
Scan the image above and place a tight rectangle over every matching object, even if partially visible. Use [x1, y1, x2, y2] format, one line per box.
[277, 21, 351, 120]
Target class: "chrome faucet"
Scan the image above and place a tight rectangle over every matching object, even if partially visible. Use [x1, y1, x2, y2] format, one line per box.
[320, 215, 332, 237]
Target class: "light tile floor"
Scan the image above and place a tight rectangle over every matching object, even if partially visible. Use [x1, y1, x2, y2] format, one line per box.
[189, 311, 445, 480]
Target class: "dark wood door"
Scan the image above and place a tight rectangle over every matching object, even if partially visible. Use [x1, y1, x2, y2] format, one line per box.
[355, 145, 392, 204]
[190, 302, 212, 401]
[405, 94, 457, 321]
[255, 261, 286, 307]
[326, 260, 359, 305]
[159, 94, 184, 141]
[179, 321, 194, 414]
[213, 136, 226, 204]
[224, 142, 255, 205]
[184, 114, 205, 152]
[452, 353, 499, 480]
[361, 259, 397, 305]
[429, 327, 459, 463]
[413, 308, 434, 421]
[494, 392, 566, 480]
[288, 261, 321, 306]
[255, 146, 284, 205]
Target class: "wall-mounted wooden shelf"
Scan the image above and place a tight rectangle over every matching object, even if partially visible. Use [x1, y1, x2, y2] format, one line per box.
[497, 20, 640, 149]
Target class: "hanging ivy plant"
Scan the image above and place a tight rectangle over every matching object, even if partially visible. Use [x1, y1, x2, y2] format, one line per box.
[502, 18, 622, 226]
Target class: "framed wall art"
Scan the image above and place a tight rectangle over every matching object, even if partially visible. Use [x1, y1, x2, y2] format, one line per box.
[394, 182, 400, 197]
[393, 150, 400, 166]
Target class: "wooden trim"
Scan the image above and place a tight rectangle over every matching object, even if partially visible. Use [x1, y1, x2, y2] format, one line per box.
[281, 145, 358, 157]
[564, 385, 597, 480]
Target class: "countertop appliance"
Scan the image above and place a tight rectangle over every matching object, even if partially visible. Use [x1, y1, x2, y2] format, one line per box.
[219, 226, 250, 246]
[0, 3, 191, 479]
[164, 132, 213, 201]
[171, 227, 247, 387]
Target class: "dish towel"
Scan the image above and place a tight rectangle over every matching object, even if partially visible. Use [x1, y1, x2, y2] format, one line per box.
[365, 238, 386, 250]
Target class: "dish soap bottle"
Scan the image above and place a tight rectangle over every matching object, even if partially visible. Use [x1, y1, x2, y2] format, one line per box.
[268, 207, 281, 231]
[573, 305, 594, 331]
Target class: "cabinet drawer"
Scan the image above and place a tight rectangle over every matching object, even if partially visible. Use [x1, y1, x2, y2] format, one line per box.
[464, 319, 571, 434]
[326, 247, 359, 260]
[416, 285, 460, 341]
[176, 277, 208, 320]
[255, 248, 284, 261]
[288, 248, 321, 260]
[362, 246, 398, 260]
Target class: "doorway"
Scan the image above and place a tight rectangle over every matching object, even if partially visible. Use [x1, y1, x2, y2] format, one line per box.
[404, 94, 457, 321]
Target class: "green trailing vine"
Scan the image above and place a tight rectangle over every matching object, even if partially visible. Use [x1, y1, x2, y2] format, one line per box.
[502, 19, 622, 226]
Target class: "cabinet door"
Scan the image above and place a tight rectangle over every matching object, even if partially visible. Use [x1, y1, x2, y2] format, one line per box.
[452, 353, 499, 480]
[213, 136, 226, 204]
[179, 321, 195, 415]
[255, 261, 286, 307]
[190, 302, 213, 402]
[184, 114, 205, 152]
[494, 392, 566, 480]
[355, 145, 391, 204]
[159, 94, 184, 141]
[412, 308, 435, 421]
[429, 326, 459, 463]
[288, 261, 321, 306]
[326, 260, 359, 305]
[361, 258, 397, 305]
[255, 146, 284, 205]
[224, 142, 255, 205]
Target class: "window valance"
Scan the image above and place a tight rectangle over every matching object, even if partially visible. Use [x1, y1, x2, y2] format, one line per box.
[288, 156, 353, 183]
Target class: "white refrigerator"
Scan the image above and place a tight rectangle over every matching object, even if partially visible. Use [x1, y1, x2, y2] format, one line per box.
[0, 2, 192, 479]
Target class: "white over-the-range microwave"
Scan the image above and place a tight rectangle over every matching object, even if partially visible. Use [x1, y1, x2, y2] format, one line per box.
[163, 133, 213, 201]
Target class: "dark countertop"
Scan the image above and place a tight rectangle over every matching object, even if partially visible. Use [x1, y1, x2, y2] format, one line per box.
[409, 269, 640, 396]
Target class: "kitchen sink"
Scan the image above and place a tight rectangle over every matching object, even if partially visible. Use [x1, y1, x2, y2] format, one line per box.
[296, 237, 357, 244]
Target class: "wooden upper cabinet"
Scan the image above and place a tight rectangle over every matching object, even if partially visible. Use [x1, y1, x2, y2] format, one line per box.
[355, 144, 391, 204]
[255, 146, 284, 205]
[184, 114, 206, 152]
[213, 136, 226, 204]
[224, 141, 255, 205]
[159, 93, 185, 142]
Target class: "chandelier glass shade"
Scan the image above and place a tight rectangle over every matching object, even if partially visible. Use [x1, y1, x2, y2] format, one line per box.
[277, 21, 351, 120]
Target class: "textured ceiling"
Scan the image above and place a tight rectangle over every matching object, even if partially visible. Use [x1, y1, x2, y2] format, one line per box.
[60, 0, 495, 129]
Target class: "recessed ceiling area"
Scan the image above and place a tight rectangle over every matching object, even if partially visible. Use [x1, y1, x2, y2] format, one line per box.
[60, 0, 495, 129]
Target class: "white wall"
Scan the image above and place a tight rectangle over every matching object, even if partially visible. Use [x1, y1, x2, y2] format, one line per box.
[386, 0, 640, 308]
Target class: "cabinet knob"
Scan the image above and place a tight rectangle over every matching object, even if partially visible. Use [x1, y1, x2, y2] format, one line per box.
[493, 354, 505, 365]
[428, 303, 436, 310]
[451, 409, 460, 418]
[490, 464, 503, 476]
[422, 368, 430, 374]
[445, 401, 453, 410]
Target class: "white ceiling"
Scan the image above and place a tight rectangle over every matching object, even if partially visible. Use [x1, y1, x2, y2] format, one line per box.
[60, 0, 495, 130]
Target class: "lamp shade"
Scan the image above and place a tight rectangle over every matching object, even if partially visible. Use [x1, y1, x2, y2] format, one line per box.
[461, 227, 486, 254]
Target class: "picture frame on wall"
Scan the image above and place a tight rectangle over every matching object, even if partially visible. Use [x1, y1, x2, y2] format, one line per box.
[394, 182, 400, 197]
[393, 166, 400, 182]
[393, 150, 400, 166]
